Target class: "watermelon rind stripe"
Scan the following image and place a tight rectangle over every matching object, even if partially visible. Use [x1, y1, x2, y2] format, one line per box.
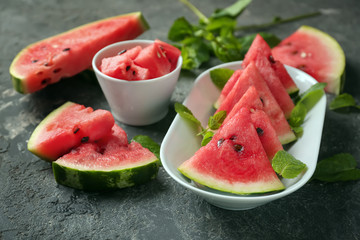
[52, 157, 160, 191]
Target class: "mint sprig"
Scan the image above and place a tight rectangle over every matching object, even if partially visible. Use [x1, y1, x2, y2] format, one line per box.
[330, 93, 360, 111]
[272, 150, 307, 179]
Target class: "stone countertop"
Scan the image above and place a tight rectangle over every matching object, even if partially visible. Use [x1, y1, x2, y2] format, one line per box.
[1, 0, 359, 239]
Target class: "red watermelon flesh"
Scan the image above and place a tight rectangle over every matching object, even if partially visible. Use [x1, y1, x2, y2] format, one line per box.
[178, 107, 285, 195]
[250, 109, 284, 160]
[100, 48, 150, 80]
[216, 62, 296, 144]
[214, 69, 243, 109]
[272, 25, 346, 95]
[154, 39, 181, 71]
[55, 124, 157, 171]
[10, 12, 150, 94]
[27, 102, 115, 161]
[243, 34, 299, 96]
[134, 42, 171, 79]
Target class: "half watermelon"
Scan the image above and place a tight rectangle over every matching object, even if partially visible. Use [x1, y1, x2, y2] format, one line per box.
[272, 25, 346, 95]
[10, 12, 149, 94]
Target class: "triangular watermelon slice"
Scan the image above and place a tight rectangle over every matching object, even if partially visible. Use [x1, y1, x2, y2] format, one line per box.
[178, 107, 285, 195]
[216, 62, 296, 144]
[243, 34, 299, 97]
[27, 102, 115, 161]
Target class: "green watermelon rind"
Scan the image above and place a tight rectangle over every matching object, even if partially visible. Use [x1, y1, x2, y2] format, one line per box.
[52, 157, 160, 191]
[27, 101, 76, 162]
[178, 165, 285, 195]
[9, 12, 150, 94]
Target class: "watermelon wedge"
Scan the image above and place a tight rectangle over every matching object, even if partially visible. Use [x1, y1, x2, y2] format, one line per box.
[216, 62, 296, 144]
[10, 12, 149, 94]
[27, 102, 115, 162]
[272, 25, 346, 95]
[243, 34, 299, 97]
[52, 124, 160, 191]
[178, 107, 285, 195]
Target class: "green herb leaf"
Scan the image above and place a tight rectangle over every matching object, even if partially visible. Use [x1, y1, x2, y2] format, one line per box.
[329, 93, 360, 110]
[208, 111, 227, 130]
[180, 37, 210, 69]
[210, 68, 235, 89]
[174, 102, 202, 129]
[295, 82, 326, 111]
[272, 150, 307, 179]
[211, 0, 252, 19]
[132, 135, 161, 162]
[289, 102, 307, 128]
[201, 131, 214, 146]
[311, 153, 360, 182]
[168, 17, 194, 42]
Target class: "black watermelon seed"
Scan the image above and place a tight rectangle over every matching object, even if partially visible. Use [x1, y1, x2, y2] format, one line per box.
[256, 127, 264, 136]
[229, 135, 237, 141]
[44, 62, 52, 67]
[292, 50, 299, 55]
[260, 97, 264, 105]
[297, 64, 306, 70]
[31, 59, 39, 63]
[118, 49, 127, 55]
[73, 127, 80, 134]
[132, 71, 136, 75]
[268, 55, 276, 64]
[81, 136, 89, 143]
[41, 78, 51, 85]
[62, 48, 71, 52]
[217, 138, 224, 148]
[126, 66, 131, 71]
[53, 68, 61, 73]
[233, 144, 243, 152]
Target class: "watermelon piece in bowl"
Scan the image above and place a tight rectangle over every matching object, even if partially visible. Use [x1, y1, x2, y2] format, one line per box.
[161, 61, 326, 210]
[92, 39, 182, 126]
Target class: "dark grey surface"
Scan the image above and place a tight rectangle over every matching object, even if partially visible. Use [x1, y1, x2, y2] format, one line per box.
[1, 0, 360, 239]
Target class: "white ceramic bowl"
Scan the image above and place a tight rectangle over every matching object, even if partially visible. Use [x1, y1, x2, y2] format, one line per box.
[92, 40, 182, 126]
[161, 61, 326, 210]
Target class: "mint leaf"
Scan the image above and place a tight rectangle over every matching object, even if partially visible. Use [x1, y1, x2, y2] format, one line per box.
[208, 111, 227, 130]
[272, 150, 307, 179]
[180, 37, 210, 70]
[289, 102, 307, 128]
[295, 82, 326, 111]
[132, 135, 161, 161]
[311, 153, 360, 182]
[201, 131, 214, 146]
[329, 93, 360, 110]
[174, 102, 203, 130]
[210, 68, 234, 90]
[211, 0, 252, 19]
[168, 17, 194, 42]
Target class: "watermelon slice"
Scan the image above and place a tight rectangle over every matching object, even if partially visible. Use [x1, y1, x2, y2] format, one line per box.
[216, 62, 296, 144]
[27, 102, 115, 161]
[221, 86, 283, 160]
[243, 34, 299, 97]
[52, 124, 160, 191]
[272, 25, 346, 95]
[10, 12, 149, 94]
[178, 107, 285, 195]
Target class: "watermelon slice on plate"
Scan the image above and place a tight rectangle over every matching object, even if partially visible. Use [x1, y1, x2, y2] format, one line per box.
[161, 60, 326, 210]
[27, 102, 115, 162]
[53, 124, 160, 191]
[10, 12, 149, 94]
[272, 25, 346, 95]
[216, 62, 296, 144]
[178, 107, 285, 195]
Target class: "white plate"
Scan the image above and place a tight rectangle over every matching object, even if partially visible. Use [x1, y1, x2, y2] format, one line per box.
[160, 61, 326, 210]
